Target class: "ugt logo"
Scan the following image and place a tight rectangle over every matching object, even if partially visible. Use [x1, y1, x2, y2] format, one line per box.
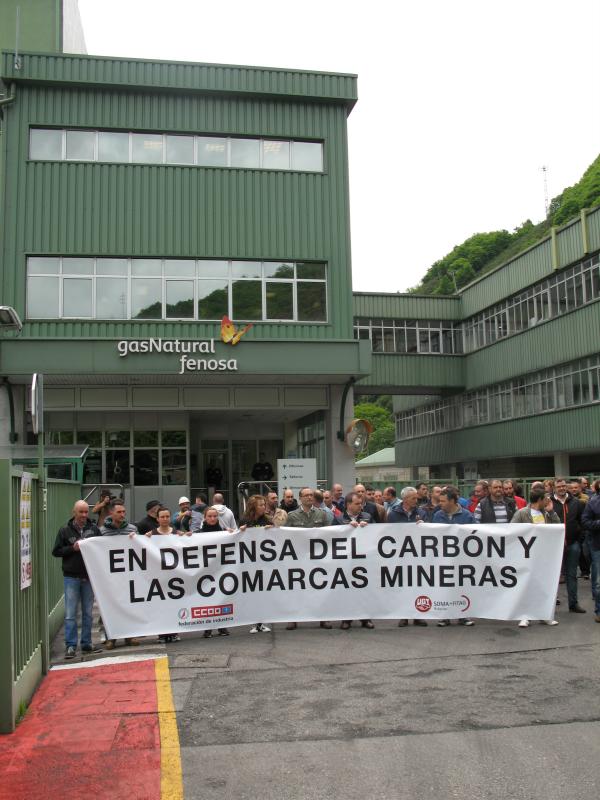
[415, 595, 432, 613]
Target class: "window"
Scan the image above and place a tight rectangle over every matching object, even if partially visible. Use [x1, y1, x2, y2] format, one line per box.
[166, 135, 194, 165]
[395, 355, 600, 440]
[461, 253, 600, 353]
[132, 133, 163, 163]
[98, 131, 129, 162]
[29, 129, 62, 160]
[27, 258, 327, 323]
[66, 130, 95, 161]
[353, 318, 462, 354]
[30, 128, 324, 173]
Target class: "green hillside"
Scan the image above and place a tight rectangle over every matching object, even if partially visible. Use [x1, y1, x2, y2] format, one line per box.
[410, 154, 600, 295]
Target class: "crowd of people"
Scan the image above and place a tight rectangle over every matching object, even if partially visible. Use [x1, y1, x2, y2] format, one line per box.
[51, 477, 600, 658]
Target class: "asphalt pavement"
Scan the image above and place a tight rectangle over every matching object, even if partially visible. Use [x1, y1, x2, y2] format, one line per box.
[50, 580, 600, 799]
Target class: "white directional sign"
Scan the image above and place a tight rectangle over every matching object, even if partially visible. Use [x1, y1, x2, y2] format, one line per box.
[277, 458, 317, 495]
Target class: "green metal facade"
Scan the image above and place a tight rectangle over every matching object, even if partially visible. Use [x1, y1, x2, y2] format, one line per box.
[0, 51, 358, 359]
[396, 405, 600, 468]
[1, 47, 598, 478]
[0, 1, 62, 56]
[353, 206, 600, 473]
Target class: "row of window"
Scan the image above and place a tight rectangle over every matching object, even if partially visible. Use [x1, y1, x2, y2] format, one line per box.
[29, 128, 324, 172]
[46, 429, 187, 486]
[26, 258, 327, 322]
[356, 252, 600, 356]
[395, 355, 600, 440]
[354, 318, 463, 355]
[462, 253, 600, 352]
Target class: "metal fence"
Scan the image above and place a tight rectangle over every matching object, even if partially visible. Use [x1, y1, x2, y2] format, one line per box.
[0, 460, 80, 733]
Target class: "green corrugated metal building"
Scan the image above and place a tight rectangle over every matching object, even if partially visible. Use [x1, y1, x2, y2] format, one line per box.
[1, 0, 598, 514]
[354, 208, 600, 480]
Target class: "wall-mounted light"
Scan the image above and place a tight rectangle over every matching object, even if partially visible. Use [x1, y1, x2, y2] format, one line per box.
[0, 306, 23, 332]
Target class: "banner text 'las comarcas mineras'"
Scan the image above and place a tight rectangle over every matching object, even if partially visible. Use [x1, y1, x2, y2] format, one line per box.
[79, 523, 563, 639]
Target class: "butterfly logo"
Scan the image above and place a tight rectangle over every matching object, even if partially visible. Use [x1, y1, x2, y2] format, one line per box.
[221, 315, 253, 345]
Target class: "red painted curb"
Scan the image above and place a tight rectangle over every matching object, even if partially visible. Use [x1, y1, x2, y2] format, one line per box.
[0, 660, 161, 800]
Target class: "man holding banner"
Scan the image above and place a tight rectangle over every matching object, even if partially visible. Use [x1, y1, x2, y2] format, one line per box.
[52, 501, 103, 659]
[286, 487, 332, 630]
[339, 492, 375, 630]
[100, 500, 140, 649]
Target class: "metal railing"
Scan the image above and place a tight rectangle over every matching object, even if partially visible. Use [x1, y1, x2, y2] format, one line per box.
[236, 480, 328, 514]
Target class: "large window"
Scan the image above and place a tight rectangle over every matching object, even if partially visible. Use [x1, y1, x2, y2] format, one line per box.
[27, 257, 327, 323]
[461, 253, 600, 353]
[396, 355, 600, 440]
[45, 429, 187, 486]
[29, 128, 324, 172]
[354, 318, 462, 354]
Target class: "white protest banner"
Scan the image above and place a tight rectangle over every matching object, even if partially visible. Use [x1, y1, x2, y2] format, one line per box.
[80, 523, 564, 639]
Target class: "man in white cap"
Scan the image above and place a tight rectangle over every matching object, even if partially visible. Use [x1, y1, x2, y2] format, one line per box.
[173, 496, 191, 531]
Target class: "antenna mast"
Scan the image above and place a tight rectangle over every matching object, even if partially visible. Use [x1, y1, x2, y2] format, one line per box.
[14, 6, 22, 70]
[541, 165, 549, 217]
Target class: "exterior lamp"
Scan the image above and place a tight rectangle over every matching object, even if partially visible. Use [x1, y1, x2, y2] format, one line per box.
[0, 305, 23, 332]
[345, 418, 373, 453]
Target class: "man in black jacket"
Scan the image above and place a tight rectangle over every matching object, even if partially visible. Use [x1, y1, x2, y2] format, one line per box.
[135, 499, 161, 535]
[52, 500, 103, 659]
[550, 477, 586, 613]
[473, 479, 516, 524]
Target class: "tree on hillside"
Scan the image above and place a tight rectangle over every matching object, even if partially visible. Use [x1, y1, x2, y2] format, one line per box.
[408, 153, 600, 295]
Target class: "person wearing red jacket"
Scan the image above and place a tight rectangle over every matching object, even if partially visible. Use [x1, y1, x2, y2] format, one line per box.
[503, 479, 526, 509]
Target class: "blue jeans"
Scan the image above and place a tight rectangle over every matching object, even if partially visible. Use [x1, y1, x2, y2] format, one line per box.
[565, 541, 581, 609]
[590, 548, 600, 615]
[64, 576, 94, 648]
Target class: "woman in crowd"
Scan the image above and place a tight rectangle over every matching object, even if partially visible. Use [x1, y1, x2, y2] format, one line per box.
[145, 507, 180, 644]
[239, 495, 273, 634]
[200, 507, 233, 638]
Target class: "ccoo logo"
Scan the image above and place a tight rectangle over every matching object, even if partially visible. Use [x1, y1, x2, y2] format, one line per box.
[415, 595, 432, 613]
[178, 608, 189, 620]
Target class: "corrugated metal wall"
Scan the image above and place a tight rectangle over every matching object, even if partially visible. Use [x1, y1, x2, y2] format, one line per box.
[353, 293, 462, 320]
[396, 404, 600, 466]
[357, 353, 464, 391]
[460, 209, 600, 318]
[460, 238, 554, 317]
[587, 207, 600, 252]
[1, 52, 358, 106]
[557, 218, 585, 268]
[464, 303, 600, 391]
[3, 82, 355, 341]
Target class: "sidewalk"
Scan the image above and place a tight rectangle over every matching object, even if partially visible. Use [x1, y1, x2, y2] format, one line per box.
[0, 655, 182, 800]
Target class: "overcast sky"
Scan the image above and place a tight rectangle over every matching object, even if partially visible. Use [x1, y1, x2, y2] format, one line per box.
[78, 0, 600, 292]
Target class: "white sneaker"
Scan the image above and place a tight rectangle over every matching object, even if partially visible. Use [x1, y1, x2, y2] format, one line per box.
[541, 619, 559, 625]
[458, 619, 474, 626]
[518, 619, 530, 627]
[260, 624, 271, 632]
[249, 625, 259, 634]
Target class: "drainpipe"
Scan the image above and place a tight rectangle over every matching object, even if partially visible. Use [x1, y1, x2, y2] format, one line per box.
[1, 378, 18, 443]
[337, 377, 356, 441]
[0, 82, 16, 111]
